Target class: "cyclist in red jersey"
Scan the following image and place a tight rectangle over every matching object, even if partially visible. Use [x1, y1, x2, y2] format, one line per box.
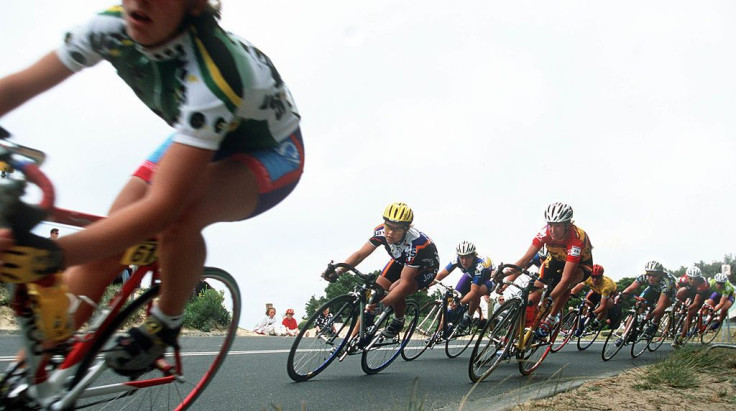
[674, 266, 710, 345]
[503, 202, 593, 337]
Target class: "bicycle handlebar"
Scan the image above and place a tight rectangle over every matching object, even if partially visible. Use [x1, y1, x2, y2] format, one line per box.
[493, 263, 539, 294]
[432, 281, 462, 299]
[0, 129, 55, 227]
[324, 261, 377, 284]
[0, 129, 46, 165]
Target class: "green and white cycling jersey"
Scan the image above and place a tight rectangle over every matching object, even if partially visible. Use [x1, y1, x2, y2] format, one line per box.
[57, 5, 300, 154]
[708, 278, 735, 297]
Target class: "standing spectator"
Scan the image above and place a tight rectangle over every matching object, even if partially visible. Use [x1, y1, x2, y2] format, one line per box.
[282, 308, 299, 336]
[253, 307, 286, 336]
[49, 228, 59, 239]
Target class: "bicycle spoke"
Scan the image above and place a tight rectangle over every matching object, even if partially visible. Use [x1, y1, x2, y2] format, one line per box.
[71, 267, 240, 410]
[287, 295, 357, 382]
[402, 302, 441, 361]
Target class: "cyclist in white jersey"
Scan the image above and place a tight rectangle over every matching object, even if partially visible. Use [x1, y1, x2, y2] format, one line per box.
[0, 1, 303, 374]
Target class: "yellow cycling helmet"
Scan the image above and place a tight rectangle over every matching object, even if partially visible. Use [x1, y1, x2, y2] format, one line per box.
[383, 202, 413, 227]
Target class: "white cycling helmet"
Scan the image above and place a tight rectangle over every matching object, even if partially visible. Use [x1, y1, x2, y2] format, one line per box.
[544, 202, 573, 223]
[456, 241, 476, 256]
[644, 260, 664, 274]
[685, 266, 702, 278]
[714, 273, 728, 283]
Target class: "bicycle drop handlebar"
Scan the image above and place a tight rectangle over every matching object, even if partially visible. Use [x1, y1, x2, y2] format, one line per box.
[0, 127, 55, 213]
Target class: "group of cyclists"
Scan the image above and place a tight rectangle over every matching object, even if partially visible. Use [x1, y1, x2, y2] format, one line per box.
[324, 200, 734, 354]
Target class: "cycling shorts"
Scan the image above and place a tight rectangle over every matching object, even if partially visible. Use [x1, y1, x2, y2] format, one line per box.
[133, 128, 304, 218]
[585, 290, 602, 307]
[380, 259, 438, 290]
[455, 275, 492, 297]
[708, 292, 735, 303]
[640, 285, 674, 305]
[539, 257, 592, 291]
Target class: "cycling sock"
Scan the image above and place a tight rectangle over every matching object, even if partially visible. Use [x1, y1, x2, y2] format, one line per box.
[394, 316, 404, 322]
[525, 305, 536, 327]
[151, 305, 184, 329]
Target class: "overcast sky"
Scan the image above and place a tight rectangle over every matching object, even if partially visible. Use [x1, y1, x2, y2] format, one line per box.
[1, 1, 734, 328]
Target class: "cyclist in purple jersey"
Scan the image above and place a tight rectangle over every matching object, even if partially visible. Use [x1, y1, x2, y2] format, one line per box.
[323, 203, 439, 339]
[434, 241, 493, 333]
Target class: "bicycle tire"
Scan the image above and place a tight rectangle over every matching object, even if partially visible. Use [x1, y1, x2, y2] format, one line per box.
[602, 313, 634, 361]
[647, 313, 670, 352]
[518, 315, 558, 376]
[700, 315, 722, 344]
[576, 318, 604, 351]
[445, 316, 480, 358]
[287, 294, 359, 382]
[468, 299, 520, 383]
[361, 300, 418, 375]
[630, 320, 650, 358]
[70, 267, 240, 411]
[401, 301, 442, 361]
[550, 310, 577, 353]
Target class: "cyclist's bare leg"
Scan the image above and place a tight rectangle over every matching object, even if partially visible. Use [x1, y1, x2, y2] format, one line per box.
[549, 267, 583, 318]
[155, 158, 258, 316]
[461, 284, 484, 318]
[65, 177, 148, 327]
[651, 293, 671, 323]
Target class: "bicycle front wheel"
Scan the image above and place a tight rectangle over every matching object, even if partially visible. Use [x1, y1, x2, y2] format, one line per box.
[71, 267, 241, 411]
[287, 294, 358, 382]
[401, 301, 441, 361]
[361, 300, 418, 375]
[468, 299, 520, 383]
[602, 313, 634, 361]
[550, 310, 577, 353]
[700, 315, 722, 344]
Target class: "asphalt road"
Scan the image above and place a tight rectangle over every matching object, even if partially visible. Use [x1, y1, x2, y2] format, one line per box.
[0, 334, 671, 410]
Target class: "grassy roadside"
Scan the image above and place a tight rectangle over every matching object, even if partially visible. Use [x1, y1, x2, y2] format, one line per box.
[511, 345, 736, 410]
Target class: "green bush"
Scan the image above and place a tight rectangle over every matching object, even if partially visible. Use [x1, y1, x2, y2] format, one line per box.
[0, 283, 9, 306]
[184, 288, 231, 332]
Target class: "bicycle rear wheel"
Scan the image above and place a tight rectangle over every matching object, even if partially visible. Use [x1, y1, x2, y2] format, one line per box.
[287, 294, 358, 381]
[576, 318, 603, 351]
[602, 313, 634, 361]
[445, 316, 480, 358]
[70, 267, 241, 411]
[518, 318, 557, 376]
[630, 321, 649, 358]
[647, 313, 670, 352]
[468, 299, 520, 383]
[401, 301, 441, 361]
[361, 301, 418, 374]
[550, 310, 577, 353]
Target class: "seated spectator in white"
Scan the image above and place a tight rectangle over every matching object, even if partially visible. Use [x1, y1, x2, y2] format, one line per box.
[254, 307, 286, 336]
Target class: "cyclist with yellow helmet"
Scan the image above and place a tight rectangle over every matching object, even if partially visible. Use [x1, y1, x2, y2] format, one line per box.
[323, 202, 439, 338]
